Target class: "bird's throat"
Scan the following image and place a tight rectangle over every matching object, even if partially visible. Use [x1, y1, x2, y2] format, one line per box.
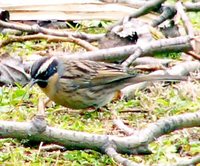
[40, 73, 59, 99]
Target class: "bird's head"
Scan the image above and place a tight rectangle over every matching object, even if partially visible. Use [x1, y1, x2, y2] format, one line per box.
[30, 56, 58, 88]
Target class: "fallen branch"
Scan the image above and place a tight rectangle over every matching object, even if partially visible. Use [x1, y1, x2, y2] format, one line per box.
[186, 50, 200, 60]
[105, 146, 140, 166]
[57, 36, 192, 63]
[0, 111, 199, 156]
[132, 57, 175, 66]
[176, 2, 195, 49]
[151, 6, 177, 27]
[121, 36, 192, 68]
[183, 2, 200, 12]
[0, 34, 98, 51]
[114, 1, 200, 12]
[109, 0, 167, 31]
[0, 20, 104, 42]
[104, 1, 200, 13]
[174, 154, 200, 166]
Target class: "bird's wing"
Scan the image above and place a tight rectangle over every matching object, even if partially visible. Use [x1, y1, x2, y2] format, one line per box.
[60, 60, 136, 89]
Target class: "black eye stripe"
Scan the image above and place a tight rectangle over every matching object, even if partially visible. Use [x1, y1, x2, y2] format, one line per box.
[31, 57, 58, 81]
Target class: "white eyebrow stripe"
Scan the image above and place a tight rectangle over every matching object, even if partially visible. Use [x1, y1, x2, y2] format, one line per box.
[36, 56, 56, 77]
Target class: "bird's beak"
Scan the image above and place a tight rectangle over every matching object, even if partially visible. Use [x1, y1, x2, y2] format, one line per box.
[29, 79, 38, 88]
[20, 79, 38, 100]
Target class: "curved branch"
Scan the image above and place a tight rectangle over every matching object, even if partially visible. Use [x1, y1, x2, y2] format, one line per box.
[121, 111, 200, 149]
[105, 146, 140, 166]
[0, 34, 98, 51]
[0, 111, 199, 155]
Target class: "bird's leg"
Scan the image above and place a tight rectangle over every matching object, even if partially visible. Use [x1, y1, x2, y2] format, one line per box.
[30, 98, 67, 150]
[31, 97, 47, 133]
[77, 106, 109, 115]
[44, 98, 52, 107]
[95, 106, 110, 112]
[37, 97, 46, 116]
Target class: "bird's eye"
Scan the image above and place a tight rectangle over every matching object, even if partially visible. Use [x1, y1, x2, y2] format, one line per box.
[44, 71, 48, 76]
[53, 67, 57, 72]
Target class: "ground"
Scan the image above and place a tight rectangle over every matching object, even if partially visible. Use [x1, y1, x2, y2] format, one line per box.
[0, 80, 199, 165]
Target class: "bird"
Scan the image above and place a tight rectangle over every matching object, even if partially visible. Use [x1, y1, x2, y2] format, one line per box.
[30, 56, 188, 110]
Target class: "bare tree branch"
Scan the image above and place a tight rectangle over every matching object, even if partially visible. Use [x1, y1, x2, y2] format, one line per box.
[55, 36, 192, 63]
[0, 111, 199, 155]
[151, 6, 177, 27]
[108, 0, 167, 31]
[132, 57, 175, 66]
[60, 44, 137, 62]
[174, 154, 200, 166]
[0, 20, 104, 42]
[183, 2, 200, 12]
[124, 111, 200, 148]
[121, 36, 192, 68]
[176, 2, 195, 48]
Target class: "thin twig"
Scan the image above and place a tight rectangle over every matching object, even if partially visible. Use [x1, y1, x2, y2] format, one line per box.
[186, 50, 200, 60]
[37, 97, 46, 116]
[105, 146, 141, 166]
[0, 33, 98, 51]
[40, 144, 66, 152]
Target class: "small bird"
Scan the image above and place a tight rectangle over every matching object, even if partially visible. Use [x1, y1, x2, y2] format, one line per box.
[30, 56, 187, 109]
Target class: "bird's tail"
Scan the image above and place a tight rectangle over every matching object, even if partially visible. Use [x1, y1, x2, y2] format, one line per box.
[128, 74, 189, 84]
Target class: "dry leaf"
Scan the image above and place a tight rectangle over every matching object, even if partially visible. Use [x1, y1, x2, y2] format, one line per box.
[0, 53, 30, 86]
